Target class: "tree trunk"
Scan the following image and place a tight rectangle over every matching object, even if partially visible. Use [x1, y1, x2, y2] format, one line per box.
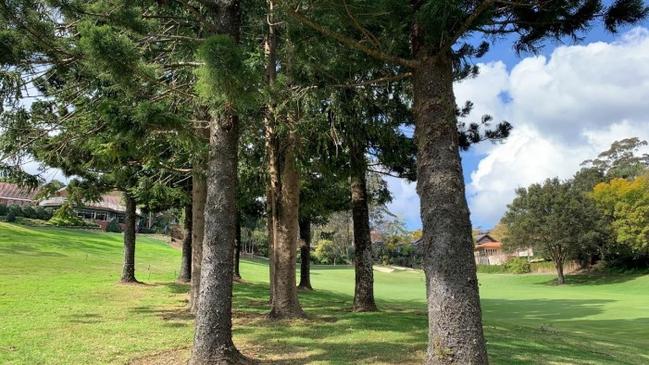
[555, 260, 565, 285]
[268, 131, 305, 319]
[188, 0, 249, 360]
[264, 3, 278, 307]
[190, 169, 207, 314]
[120, 193, 138, 283]
[350, 146, 377, 312]
[189, 113, 248, 364]
[264, 1, 304, 320]
[267, 192, 275, 304]
[413, 53, 488, 364]
[234, 213, 242, 280]
[298, 218, 313, 290]
[178, 202, 192, 283]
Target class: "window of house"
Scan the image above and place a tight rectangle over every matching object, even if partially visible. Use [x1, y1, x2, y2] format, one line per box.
[95, 212, 107, 221]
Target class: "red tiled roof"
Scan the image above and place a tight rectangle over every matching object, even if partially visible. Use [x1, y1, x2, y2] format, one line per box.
[474, 241, 502, 251]
[0, 182, 39, 202]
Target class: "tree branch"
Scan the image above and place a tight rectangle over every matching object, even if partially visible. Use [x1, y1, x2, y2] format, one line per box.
[443, 0, 497, 50]
[332, 72, 412, 88]
[287, 10, 419, 69]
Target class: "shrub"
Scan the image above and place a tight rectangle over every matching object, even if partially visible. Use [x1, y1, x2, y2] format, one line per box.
[7, 205, 21, 218]
[105, 218, 122, 233]
[49, 204, 86, 227]
[5, 210, 16, 222]
[34, 206, 53, 220]
[505, 257, 532, 274]
[0, 205, 7, 216]
[21, 206, 37, 219]
[313, 239, 349, 265]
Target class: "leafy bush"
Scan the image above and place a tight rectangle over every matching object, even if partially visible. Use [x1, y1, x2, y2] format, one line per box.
[105, 218, 122, 233]
[7, 205, 21, 218]
[5, 210, 16, 222]
[49, 204, 87, 227]
[313, 239, 350, 265]
[505, 257, 532, 274]
[0, 204, 52, 221]
[34, 206, 53, 220]
[21, 206, 37, 219]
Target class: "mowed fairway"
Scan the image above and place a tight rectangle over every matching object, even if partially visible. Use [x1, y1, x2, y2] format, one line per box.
[1, 222, 648, 365]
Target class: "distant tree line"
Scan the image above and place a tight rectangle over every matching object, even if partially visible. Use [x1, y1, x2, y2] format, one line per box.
[503, 138, 649, 284]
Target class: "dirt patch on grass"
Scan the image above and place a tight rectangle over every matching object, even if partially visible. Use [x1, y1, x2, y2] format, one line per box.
[127, 347, 190, 365]
[127, 344, 325, 365]
[128, 344, 421, 365]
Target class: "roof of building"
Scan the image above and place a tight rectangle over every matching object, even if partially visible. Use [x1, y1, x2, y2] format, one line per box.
[0, 182, 39, 202]
[476, 234, 498, 244]
[40, 190, 130, 214]
[474, 241, 503, 251]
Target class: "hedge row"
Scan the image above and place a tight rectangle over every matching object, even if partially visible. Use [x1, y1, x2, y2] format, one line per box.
[0, 204, 53, 222]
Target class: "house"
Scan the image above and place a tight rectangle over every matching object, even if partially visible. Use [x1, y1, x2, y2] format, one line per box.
[0, 182, 39, 206]
[474, 233, 533, 265]
[39, 189, 138, 229]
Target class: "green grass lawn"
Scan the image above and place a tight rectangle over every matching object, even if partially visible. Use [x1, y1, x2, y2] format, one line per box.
[1, 222, 648, 364]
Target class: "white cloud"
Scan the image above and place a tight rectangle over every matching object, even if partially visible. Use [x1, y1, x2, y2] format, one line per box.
[386, 27, 649, 229]
[465, 27, 649, 226]
[385, 176, 419, 230]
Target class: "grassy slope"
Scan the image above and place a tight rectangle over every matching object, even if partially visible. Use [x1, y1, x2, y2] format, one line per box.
[0, 222, 647, 364]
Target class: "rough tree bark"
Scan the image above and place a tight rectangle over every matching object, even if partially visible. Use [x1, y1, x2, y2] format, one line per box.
[413, 52, 488, 364]
[120, 193, 138, 283]
[189, 0, 249, 362]
[264, 1, 304, 319]
[297, 218, 313, 290]
[268, 131, 305, 319]
[267, 187, 275, 304]
[189, 114, 247, 364]
[264, 3, 277, 306]
[190, 169, 207, 314]
[178, 202, 192, 283]
[350, 145, 377, 312]
[234, 213, 241, 280]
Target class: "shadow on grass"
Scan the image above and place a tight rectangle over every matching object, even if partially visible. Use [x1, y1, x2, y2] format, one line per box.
[163, 281, 191, 294]
[230, 282, 427, 364]
[485, 317, 649, 364]
[62, 312, 103, 324]
[130, 305, 194, 321]
[482, 297, 612, 322]
[132, 277, 647, 364]
[0, 243, 68, 257]
[537, 272, 646, 286]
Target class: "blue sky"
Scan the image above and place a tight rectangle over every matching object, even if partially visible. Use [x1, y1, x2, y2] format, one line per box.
[388, 17, 649, 231]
